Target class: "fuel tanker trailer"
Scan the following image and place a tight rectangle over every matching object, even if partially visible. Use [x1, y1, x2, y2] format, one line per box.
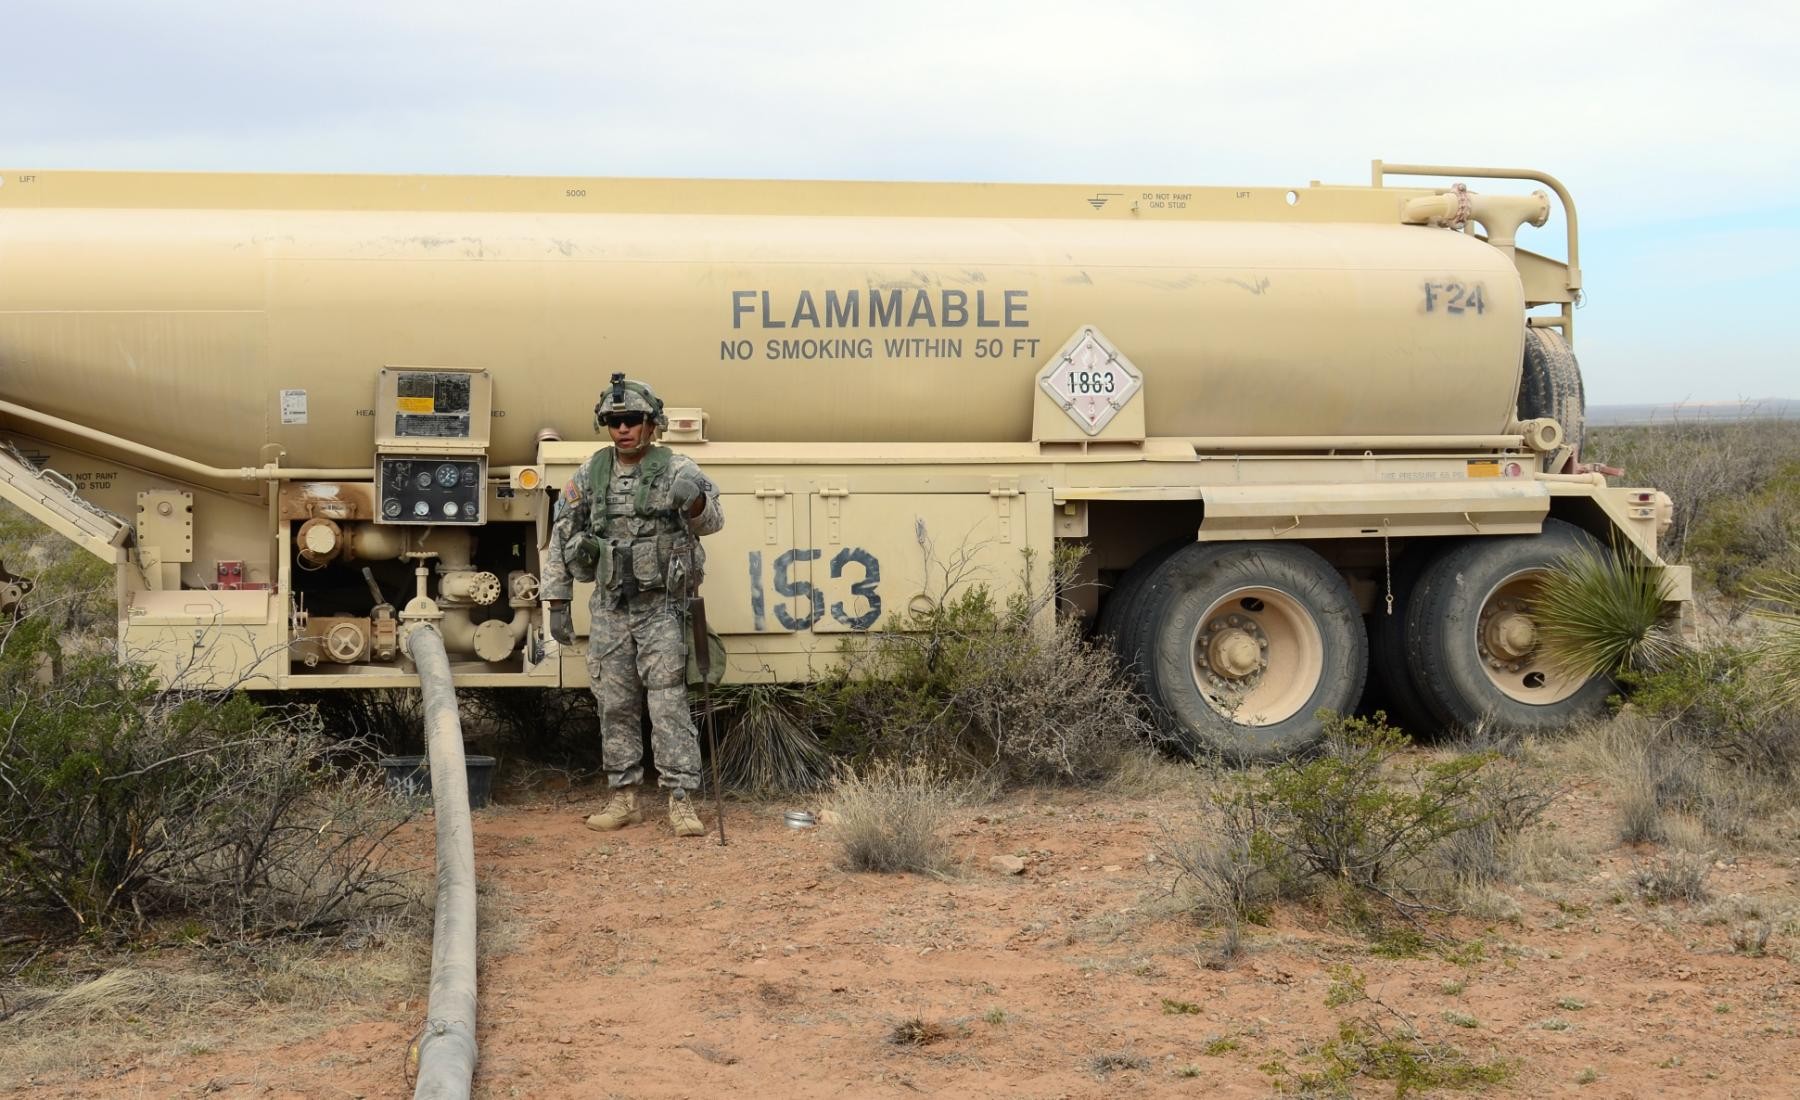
[0, 161, 1687, 757]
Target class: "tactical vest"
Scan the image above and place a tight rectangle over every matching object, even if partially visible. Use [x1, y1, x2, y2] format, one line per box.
[581, 445, 691, 599]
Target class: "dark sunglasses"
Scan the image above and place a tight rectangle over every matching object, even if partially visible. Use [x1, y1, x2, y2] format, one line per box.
[601, 412, 647, 429]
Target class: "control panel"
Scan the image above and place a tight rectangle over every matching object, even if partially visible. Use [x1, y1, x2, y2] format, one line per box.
[372, 366, 491, 526]
[377, 455, 486, 525]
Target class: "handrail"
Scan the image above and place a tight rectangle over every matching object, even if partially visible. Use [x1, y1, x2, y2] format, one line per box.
[1373, 160, 1580, 343]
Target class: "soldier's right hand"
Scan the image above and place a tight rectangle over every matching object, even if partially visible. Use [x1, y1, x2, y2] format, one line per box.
[548, 601, 574, 646]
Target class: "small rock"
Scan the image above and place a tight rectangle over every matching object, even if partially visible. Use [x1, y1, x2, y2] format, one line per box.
[1102, 864, 1122, 873]
[556, 1035, 573, 1045]
[990, 855, 1028, 875]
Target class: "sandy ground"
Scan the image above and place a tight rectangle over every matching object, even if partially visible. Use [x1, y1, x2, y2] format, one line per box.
[9, 773, 1800, 1099]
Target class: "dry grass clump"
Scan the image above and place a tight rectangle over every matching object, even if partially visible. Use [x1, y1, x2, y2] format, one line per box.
[825, 761, 958, 875]
[1628, 851, 1713, 904]
[887, 1016, 954, 1047]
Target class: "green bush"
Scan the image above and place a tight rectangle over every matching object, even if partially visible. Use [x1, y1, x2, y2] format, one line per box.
[1, 605, 417, 942]
[1687, 462, 1800, 596]
[1214, 713, 1495, 915]
[1619, 646, 1798, 778]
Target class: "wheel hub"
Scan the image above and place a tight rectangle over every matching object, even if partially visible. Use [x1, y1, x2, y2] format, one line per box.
[1478, 595, 1540, 671]
[1199, 614, 1267, 686]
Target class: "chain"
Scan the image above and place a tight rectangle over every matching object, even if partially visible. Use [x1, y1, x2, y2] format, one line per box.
[1382, 519, 1394, 617]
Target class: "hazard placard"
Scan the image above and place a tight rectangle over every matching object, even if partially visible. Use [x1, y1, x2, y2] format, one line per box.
[1037, 328, 1142, 435]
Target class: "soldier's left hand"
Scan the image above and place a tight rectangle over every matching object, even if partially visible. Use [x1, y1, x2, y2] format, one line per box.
[671, 468, 707, 513]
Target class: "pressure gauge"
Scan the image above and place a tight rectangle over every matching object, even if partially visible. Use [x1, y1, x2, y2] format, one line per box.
[413, 500, 430, 517]
[436, 463, 460, 488]
[414, 470, 433, 490]
[382, 498, 402, 518]
[442, 500, 460, 518]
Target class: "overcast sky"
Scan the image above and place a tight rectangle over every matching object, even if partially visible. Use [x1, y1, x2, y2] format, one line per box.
[4, 0, 1795, 404]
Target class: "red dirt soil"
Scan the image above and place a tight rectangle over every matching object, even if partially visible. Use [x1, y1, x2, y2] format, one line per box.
[18, 778, 1800, 1098]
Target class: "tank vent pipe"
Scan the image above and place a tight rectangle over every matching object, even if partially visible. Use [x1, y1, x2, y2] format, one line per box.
[403, 624, 480, 1099]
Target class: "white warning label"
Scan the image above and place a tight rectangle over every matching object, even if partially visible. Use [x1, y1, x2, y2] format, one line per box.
[280, 389, 308, 426]
[1037, 327, 1142, 435]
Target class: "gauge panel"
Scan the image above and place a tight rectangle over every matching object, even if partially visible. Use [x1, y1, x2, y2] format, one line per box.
[377, 455, 486, 525]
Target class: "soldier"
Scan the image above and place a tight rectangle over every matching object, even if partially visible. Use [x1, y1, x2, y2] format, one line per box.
[542, 374, 724, 837]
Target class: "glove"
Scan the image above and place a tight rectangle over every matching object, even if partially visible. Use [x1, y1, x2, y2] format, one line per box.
[548, 602, 574, 646]
[671, 468, 707, 513]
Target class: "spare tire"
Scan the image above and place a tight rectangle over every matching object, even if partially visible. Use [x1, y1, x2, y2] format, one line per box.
[1518, 327, 1585, 473]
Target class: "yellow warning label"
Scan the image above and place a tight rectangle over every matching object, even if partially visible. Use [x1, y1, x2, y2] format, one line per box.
[1466, 461, 1500, 479]
[396, 396, 435, 414]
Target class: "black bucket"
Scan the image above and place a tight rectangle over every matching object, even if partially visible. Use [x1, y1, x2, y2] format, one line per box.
[379, 755, 496, 809]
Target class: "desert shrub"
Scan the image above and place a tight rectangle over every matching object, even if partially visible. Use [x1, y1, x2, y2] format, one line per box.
[825, 760, 956, 875]
[1535, 545, 1683, 680]
[1621, 646, 1800, 778]
[1686, 462, 1800, 596]
[0, 501, 115, 639]
[811, 548, 1152, 786]
[1162, 799, 1288, 930]
[0, 616, 417, 941]
[1587, 418, 1800, 565]
[707, 681, 834, 796]
[1207, 713, 1495, 916]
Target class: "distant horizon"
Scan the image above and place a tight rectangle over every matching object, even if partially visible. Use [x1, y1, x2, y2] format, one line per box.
[1586, 397, 1798, 426]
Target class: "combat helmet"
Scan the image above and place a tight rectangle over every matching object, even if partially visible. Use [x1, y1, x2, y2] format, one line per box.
[593, 372, 667, 432]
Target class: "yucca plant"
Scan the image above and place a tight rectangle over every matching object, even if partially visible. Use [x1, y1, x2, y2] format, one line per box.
[1750, 571, 1800, 706]
[1535, 545, 1684, 681]
[709, 681, 834, 796]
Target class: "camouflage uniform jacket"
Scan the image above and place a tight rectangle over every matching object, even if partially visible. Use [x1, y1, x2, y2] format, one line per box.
[542, 445, 723, 606]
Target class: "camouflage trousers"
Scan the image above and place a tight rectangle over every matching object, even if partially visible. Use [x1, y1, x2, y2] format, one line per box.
[585, 593, 702, 790]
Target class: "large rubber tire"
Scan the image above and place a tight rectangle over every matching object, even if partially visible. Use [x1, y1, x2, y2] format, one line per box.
[1364, 543, 1451, 741]
[1518, 328, 1585, 474]
[1097, 539, 1186, 654]
[1404, 519, 1613, 733]
[1106, 539, 1190, 680]
[1142, 543, 1367, 761]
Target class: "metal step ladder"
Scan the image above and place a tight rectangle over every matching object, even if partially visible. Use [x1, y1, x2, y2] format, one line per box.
[0, 438, 131, 563]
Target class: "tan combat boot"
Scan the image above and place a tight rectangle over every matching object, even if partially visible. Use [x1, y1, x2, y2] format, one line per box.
[668, 790, 706, 838]
[585, 786, 642, 832]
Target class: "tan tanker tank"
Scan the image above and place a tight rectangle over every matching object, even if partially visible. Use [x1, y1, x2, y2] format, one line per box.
[0, 161, 1682, 759]
[1, 171, 1543, 469]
